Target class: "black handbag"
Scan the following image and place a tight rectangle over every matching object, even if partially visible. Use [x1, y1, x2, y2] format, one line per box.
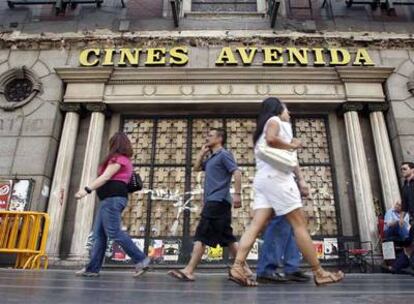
[127, 172, 143, 193]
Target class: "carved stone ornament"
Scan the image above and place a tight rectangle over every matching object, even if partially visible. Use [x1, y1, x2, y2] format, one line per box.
[0, 67, 42, 111]
[339, 102, 364, 115]
[408, 73, 414, 96]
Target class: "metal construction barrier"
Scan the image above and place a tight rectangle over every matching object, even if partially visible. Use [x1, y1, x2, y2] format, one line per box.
[0, 211, 50, 269]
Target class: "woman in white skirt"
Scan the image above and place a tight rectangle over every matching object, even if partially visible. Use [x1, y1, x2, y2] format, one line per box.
[229, 97, 344, 287]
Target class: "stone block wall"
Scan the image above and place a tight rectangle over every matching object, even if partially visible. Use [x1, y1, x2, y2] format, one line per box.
[0, 49, 67, 211]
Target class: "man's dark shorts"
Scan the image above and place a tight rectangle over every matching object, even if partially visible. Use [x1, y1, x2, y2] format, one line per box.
[194, 201, 237, 247]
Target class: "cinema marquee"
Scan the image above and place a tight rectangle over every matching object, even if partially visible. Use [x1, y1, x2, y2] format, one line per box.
[79, 46, 375, 67]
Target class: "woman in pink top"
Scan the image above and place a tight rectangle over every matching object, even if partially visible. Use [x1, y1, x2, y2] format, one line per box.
[74, 132, 150, 277]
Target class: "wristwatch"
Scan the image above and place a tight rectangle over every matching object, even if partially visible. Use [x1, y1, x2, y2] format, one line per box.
[84, 186, 92, 194]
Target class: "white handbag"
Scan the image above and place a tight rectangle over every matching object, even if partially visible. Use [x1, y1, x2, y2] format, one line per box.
[256, 141, 298, 173]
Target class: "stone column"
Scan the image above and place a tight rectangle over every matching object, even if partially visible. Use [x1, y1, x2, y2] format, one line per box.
[46, 103, 81, 260]
[368, 103, 401, 210]
[342, 103, 378, 246]
[69, 103, 107, 261]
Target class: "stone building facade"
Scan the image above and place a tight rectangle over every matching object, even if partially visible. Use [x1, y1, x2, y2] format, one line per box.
[1, 0, 414, 265]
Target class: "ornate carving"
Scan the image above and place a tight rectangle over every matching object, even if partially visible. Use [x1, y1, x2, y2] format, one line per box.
[293, 84, 307, 96]
[217, 84, 233, 95]
[366, 103, 389, 113]
[121, 117, 338, 238]
[294, 118, 338, 236]
[0, 67, 42, 111]
[84, 103, 107, 113]
[255, 84, 270, 95]
[59, 103, 81, 113]
[180, 85, 194, 96]
[339, 102, 364, 115]
[407, 73, 414, 96]
[142, 85, 157, 96]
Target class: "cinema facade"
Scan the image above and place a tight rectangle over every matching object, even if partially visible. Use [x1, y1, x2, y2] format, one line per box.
[0, 32, 413, 265]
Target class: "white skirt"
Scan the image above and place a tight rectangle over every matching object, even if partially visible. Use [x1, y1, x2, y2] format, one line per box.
[253, 171, 302, 216]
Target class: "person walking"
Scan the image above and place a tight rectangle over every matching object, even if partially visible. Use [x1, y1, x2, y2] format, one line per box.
[75, 132, 150, 277]
[256, 215, 310, 283]
[229, 97, 344, 287]
[168, 128, 250, 281]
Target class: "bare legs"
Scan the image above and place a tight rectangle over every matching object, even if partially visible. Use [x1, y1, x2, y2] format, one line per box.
[230, 207, 344, 286]
[230, 209, 273, 286]
[180, 241, 205, 280]
[284, 208, 319, 270]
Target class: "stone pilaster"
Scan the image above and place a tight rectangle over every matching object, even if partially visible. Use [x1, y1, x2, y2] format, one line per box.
[46, 103, 81, 260]
[341, 103, 378, 246]
[367, 103, 401, 210]
[69, 103, 107, 261]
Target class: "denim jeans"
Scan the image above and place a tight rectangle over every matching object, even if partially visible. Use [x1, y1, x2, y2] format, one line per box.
[257, 216, 301, 276]
[86, 196, 146, 273]
[384, 225, 410, 241]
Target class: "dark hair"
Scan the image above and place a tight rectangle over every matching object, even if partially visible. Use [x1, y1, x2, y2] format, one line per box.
[211, 128, 227, 146]
[102, 132, 133, 165]
[401, 162, 414, 169]
[253, 97, 286, 145]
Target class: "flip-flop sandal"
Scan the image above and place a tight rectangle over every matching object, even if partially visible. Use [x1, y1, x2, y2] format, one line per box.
[133, 267, 149, 278]
[228, 268, 257, 287]
[168, 270, 195, 282]
[314, 270, 344, 286]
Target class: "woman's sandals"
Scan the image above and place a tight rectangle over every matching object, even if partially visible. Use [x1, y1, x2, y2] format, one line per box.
[313, 268, 344, 286]
[229, 262, 258, 287]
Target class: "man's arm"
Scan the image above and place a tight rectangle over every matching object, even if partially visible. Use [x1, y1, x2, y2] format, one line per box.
[194, 145, 210, 172]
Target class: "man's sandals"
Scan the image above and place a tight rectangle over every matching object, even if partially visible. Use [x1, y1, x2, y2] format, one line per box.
[228, 262, 258, 287]
[313, 268, 344, 286]
[167, 270, 195, 282]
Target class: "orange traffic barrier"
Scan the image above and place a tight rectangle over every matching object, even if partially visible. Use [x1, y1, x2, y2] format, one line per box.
[0, 211, 50, 269]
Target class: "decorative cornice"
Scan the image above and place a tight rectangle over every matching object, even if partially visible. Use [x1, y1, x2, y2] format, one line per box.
[54, 67, 396, 86]
[336, 67, 394, 83]
[55, 67, 113, 83]
[108, 67, 341, 85]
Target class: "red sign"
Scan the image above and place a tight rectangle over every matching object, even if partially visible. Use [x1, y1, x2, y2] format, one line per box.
[0, 180, 13, 210]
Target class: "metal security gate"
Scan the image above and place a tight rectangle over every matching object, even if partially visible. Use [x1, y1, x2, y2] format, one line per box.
[120, 115, 340, 264]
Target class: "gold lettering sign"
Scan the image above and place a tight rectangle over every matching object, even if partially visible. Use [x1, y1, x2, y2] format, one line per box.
[78, 46, 375, 67]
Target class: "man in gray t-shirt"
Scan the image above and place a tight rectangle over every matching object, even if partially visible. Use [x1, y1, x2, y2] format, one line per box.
[168, 128, 247, 282]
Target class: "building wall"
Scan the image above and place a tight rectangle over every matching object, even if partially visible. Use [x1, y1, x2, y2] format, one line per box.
[1, 35, 414, 258]
[0, 49, 64, 211]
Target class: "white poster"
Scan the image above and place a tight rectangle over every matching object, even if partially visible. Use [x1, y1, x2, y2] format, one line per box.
[323, 238, 339, 260]
[9, 180, 32, 211]
[382, 241, 396, 260]
[247, 239, 259, 260]
[163, 240, 180, 262]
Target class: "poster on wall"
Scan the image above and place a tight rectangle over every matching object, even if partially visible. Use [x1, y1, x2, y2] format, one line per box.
[312, 241, 325, 260]
[148, 239, 164, 263]
[163, 240, 181, 262]
[202, 245, 223, 262]
[323, 238, 339, 260]
[382, 241, 396, 260]
[247, 239, 260, 261]
[9, 180, 33, 211]
[104, 238, 145, 264]
[0, 180, 13, 210]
